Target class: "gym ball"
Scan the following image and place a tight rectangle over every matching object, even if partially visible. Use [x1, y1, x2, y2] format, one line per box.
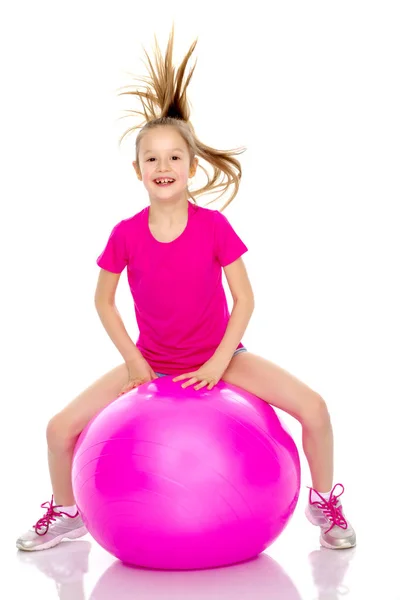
[72, 375, 301, 570]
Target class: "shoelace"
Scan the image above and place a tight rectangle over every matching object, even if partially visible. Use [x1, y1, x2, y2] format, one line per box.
[308, 483, 348, 533]
[34, 495, 78, 536]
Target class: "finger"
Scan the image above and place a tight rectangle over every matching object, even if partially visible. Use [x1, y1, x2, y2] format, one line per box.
[181, 377, 199, 389]
[194, 380, 209, 390]
[119, 383, 136, 396]
[172, 373, 192, 382]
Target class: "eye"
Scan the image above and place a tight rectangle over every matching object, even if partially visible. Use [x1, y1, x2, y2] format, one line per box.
[146, 156, 181, 162]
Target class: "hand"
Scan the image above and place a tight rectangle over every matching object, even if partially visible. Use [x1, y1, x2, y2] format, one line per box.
[172, 356, 230, 391]
[117, 359, 159, 397]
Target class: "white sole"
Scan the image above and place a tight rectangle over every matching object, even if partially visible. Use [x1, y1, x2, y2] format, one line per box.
[319, 535, 356, 550]
[16, 526, 88, 552]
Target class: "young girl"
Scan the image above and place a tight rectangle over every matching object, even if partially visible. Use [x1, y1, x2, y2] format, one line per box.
[16, 26, 356, 552]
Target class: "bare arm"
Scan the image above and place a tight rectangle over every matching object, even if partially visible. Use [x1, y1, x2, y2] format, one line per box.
[94, 269, 144, 365]
[212, 257, 255, 363]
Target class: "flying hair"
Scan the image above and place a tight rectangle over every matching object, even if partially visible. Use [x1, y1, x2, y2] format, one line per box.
[116, 23, 246, 210]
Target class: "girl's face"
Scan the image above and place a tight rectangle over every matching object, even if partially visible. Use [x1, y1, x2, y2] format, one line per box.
[133, 126, 198, 203]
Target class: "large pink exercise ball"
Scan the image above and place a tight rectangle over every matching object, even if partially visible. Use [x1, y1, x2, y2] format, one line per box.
[72, 376, 301, 570]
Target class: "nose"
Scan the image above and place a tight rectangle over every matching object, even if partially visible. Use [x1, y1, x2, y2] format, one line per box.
[157, 157, 170, 171]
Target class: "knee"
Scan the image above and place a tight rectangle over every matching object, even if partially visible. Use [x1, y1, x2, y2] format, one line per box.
[46, 414, 78, 453]
[300, 394, 331, 430]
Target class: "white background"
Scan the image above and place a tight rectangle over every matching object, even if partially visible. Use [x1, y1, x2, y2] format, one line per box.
[1, 1, 399, 598]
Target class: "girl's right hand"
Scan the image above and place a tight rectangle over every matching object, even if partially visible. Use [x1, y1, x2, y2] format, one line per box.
[117, 359, 159, 397]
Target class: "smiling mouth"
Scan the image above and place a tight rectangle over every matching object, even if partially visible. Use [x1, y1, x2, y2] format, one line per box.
[154, 179, 175, 186]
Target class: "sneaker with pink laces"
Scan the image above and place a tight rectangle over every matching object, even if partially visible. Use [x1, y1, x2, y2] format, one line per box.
[305, 483, 356, 549]
[16, 495, 87, 551]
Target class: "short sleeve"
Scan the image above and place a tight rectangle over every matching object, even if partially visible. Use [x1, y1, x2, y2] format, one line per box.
[213, 210, 248, 267]
[96, 220, 128, 273]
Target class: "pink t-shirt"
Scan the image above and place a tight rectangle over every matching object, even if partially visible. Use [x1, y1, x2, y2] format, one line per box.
[96, 201, 248, 375]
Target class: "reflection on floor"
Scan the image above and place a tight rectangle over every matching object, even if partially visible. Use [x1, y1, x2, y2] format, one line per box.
[15, 536, 358, 600]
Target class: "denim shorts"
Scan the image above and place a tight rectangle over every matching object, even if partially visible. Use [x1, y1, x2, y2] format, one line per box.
[154, 346, 248, 378]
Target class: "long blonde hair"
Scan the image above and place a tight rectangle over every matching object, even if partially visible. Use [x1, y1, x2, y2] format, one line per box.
[116, 24, 246, 211]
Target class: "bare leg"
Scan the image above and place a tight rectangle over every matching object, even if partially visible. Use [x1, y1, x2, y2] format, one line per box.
[46, 363, 130, 506]
[47, 446, 77, 506]
[221, 351, 335, 493]
[302, 415, 334, 492]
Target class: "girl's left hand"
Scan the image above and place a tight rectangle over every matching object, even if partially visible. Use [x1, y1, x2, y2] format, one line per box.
[172, 357, 230, 391]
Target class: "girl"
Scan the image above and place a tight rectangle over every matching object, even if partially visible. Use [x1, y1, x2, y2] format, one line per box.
[16, 26, 355, 552]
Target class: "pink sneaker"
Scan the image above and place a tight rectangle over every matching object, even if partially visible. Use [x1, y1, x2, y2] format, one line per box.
[16, 495, 87, 551]
[305, 483, 356, 549]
